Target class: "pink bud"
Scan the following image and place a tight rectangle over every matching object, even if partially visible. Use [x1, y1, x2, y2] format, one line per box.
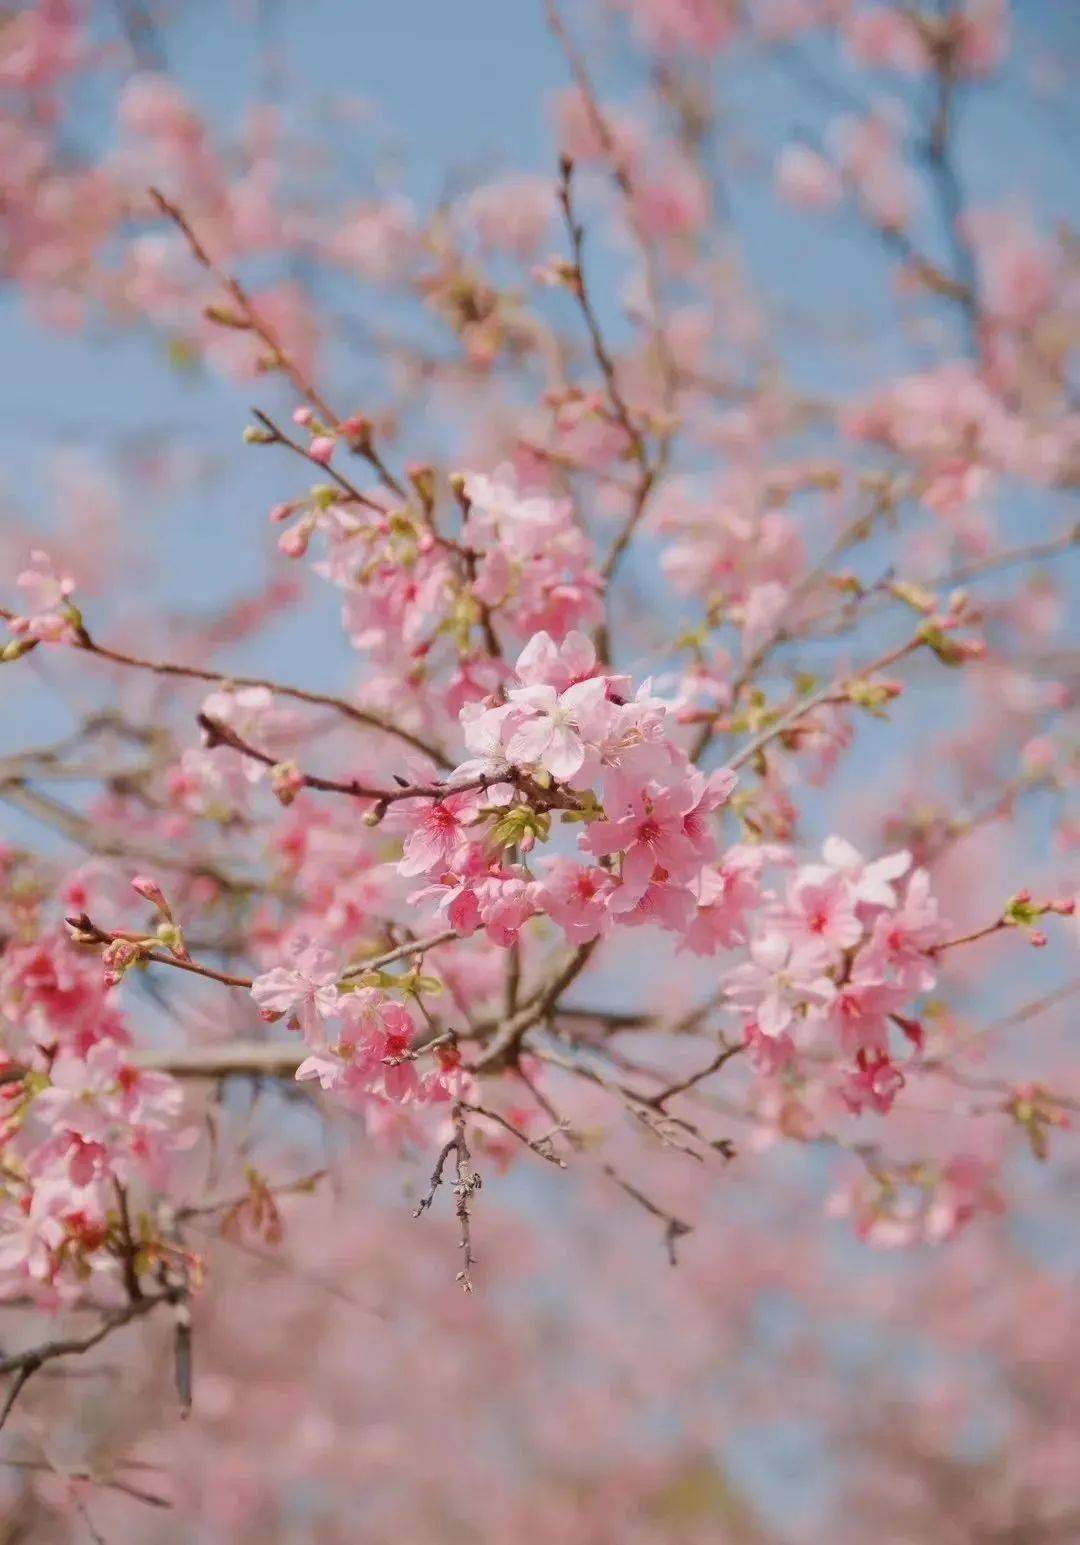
[102, 937, 143, 986]
[340, 414, 372, 446]
[293, 407, 313, 426]
[131, 875, 171, 918]
[1029, 930, 1048, 948]
[278, 522, 311, 559]
[893, 1014, 924, 1049]
[308, 436, 335, 465]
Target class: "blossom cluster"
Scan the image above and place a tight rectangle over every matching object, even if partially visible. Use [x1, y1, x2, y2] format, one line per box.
[725, 837, 941, 1111]
[0, 923, 187, 1306]
[391, 623, 737, 940]
[252, 944, 460, 1109]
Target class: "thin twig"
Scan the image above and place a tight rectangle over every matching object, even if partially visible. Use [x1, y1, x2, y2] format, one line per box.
[0, 1290, 178, 1430]
[413, 1105, 482, 1291]
[68, 625, 451, 767]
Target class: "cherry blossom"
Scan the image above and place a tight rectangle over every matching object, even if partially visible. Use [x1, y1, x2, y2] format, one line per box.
[725, 933, 837, 1038]
[250, 943, 341, 1039]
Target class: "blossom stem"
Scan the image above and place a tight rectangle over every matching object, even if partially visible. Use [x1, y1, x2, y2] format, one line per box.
[149, 188, 407, 499]
[69, 629, 452, 766]
[932, 918, 1009, 954]
[725, 632, 925, 773]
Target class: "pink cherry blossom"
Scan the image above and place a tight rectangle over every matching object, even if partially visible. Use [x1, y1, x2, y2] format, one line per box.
[840, 1049, 906, 1116]
[584, 772, 707, 911]
[396, 787, 483, 877]
[800, 836, 912, 909]
[822, 965, 907, 1058]
[251, 943, 341, 1039]
[724, 932, 836, 1037]
[776, 871, 862, 954]
[514, 629, 597, 690]
[8, 549, 78, 643]
[863, 868, 947, 990]
[503, 676, 610, 781]
[534, 858, 615, 944]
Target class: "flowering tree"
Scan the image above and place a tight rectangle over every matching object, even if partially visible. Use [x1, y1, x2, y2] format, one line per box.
[0, 0, 1077, 1537]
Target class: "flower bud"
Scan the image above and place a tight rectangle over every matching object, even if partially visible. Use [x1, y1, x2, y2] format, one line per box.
[278, 521, 312, 559]
[407, 463, 436, 508]
[102, 937, 145, 987]
[203, 303, 251, 330]
[1, 637, 38, 663]
[131, 874, 172, 918]
[271, 761, 305, 806]
[341, 414, 373, 450]
[156, 921, 190, 960]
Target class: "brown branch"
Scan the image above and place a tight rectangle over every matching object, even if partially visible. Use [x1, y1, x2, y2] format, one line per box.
[0, 782, 254, 893]
[197, 712, 482, 806]
[112, 1181, 143, 1304]
[725, 631, 926, 773]
[339, 928, 461, 982]
[473, 941, 598, 1072]
[149, 188, 406, 499]
[67, 626, 451, 768]
[66, 919, 462, 998]
[533, 1042, 735, 1163]
[172, 1299, 193, 1419]
[723, 482, 907, 708]
[249, 407, 384, 513]
[413, 1105, 481, 1291]
[458, 1101, 567, 1167]
[930, 524, 1080, 589]
[174, 1168, 329, 1223]
[67, 916, 256, 989]
[0, 1290, 178, 1430]
[136, 1040, 302, 1078]
[646, 1040, 744, 1110]
[600, 1163, 692, 1266]
[932, 918, 1009, 954]
[0, 1460, 171, 1512]
[544, 11, 679, 645]
[918, 20, 981, 350]
[556, 158, 645, 467]
[554, 158, 672, 606]
[985, 977, 1080, 1035]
